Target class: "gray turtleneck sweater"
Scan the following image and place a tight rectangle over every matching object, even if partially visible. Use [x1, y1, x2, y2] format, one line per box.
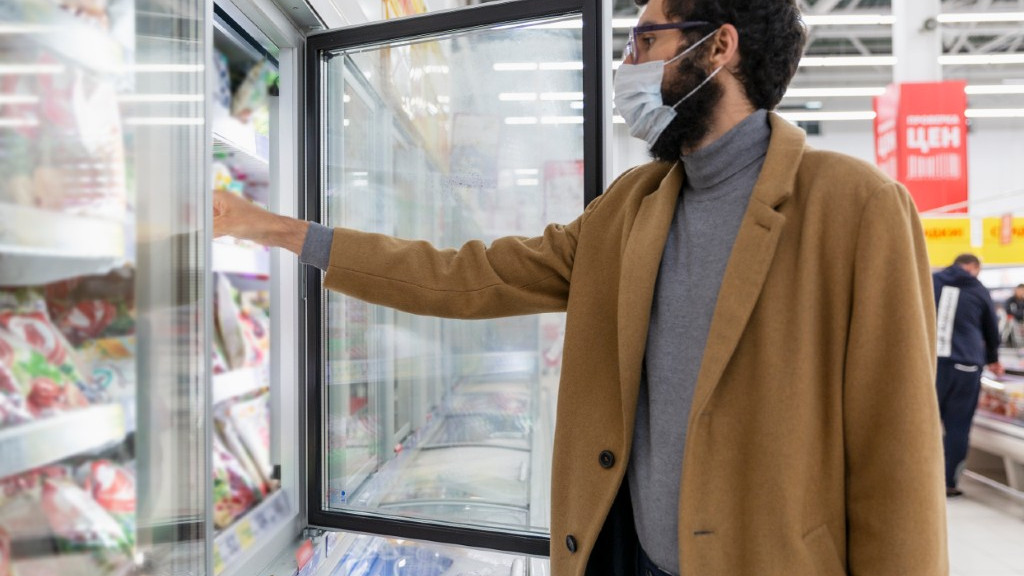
[629, 109, 771, 574]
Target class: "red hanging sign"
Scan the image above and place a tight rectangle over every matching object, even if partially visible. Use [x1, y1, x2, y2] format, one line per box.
[873, 81, 968, 213]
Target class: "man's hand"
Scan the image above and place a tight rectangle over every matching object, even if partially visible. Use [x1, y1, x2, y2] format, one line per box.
[986, 362, 1006, 377]
[213, 189, 309, 255]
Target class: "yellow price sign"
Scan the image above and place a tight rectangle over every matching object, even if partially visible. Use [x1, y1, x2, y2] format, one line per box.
[237, 519, 255, 549]
[921, 217, 972, 268]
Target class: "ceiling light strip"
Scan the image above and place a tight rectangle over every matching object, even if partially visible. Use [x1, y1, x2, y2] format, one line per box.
[965, 108, 1024, 118]
[939, 54, 1024, 65]
[798, 56, 897, 67]
[783, 85, 1024, 98]
[937, 12, 1024, 24]
[802, 14, 894, 26]
[771, 109, 1024, 121]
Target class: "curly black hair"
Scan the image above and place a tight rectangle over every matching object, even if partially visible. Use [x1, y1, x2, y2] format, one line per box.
[633, 0, 807, 111]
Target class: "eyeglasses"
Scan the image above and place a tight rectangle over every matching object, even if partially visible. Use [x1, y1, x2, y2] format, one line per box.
[623, 21, 714, 62]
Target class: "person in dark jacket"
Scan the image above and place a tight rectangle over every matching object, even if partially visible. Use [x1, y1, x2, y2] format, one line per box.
[933, 253, 1004, 496]
[1005, 284, 1024, 323]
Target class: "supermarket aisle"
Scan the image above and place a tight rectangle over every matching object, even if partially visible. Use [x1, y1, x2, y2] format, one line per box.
[947, 478, 1024, 576]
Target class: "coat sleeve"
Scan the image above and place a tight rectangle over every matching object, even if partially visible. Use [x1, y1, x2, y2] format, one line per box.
[320, 196, 606, 319]
[981, 292, 1001, 364]
[842, 183, 948, 575]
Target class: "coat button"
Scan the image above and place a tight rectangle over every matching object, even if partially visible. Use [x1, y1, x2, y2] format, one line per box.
[599, 450, 615, 468]
[566, 534, 577, 553]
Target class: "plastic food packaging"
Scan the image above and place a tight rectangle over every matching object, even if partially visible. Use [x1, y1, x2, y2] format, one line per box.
[41, 477, 130, 554]
[78, 460, 136, 548]
[215, 275, 247, 370]
[0, 331, 35, 428]
[231, 60, 275, 132]
[213, 436, 261, 529]
[237, 293, 270, 367]
[0, 293, 90, 415]
[216, 403, 268, 496]
[227, 392, 273, 487]
[76, 336, 136, 428]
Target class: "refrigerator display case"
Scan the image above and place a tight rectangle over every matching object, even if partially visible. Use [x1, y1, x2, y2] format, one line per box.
[0, 0, 211, 574]
[971, 373, 1024, 496]
[2, 0, 606, 572]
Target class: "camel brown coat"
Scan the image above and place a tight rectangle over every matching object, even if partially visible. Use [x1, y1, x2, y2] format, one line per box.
[323, 114, 947, 575]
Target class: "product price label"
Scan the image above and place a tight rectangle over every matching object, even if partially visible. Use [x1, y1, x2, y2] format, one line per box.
[213, 492, 292, 574]
[237, 520, 254, 549]
[221, 532, 242, 558]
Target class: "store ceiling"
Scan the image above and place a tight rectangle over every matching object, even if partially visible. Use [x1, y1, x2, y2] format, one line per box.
[607, 0, 1024, 117]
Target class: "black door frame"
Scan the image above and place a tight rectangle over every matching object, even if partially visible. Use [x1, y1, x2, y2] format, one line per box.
[304, 0, 605, 556]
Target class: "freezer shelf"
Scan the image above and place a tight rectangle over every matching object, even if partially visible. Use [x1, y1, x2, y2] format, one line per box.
[424, 414, 531, 450]
[213, 240, 271, 276]
[213, 488, 293, 575]
[0, 404, 125, 478]
[0, 204, 127, 286]
[259, 531, 538, 576]
[376, 446, 530, 509]
[213, 111, 270, 169]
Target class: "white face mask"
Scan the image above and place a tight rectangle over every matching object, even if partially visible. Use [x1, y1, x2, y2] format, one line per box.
[613, 28, 723, 147]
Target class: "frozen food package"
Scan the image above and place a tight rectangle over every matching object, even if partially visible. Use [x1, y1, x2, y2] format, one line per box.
[215, 275, 246, 370]
[330, 538, 455, 576]
[0, 292, 90, 414]
[212, 435, 261, 529]
[226, 392, 273, 487]
[0, 332, 35, 427]
[231, 60, 276, 130]
[216, 403, 268, 496]
[237, 293, 270, 367]
[212, 161, 233, 192]
[78, 460, 136, 547]
[44, 272, 135, 346]
[76, 336, 136, 429]
[41, 477, 130, 555]
[212, 344, 230, 375]
[26, 53, 127, 220]
[213, 51, 232, 111]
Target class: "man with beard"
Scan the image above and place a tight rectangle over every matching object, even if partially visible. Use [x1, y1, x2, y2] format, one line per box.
[214, 0, 946, 573]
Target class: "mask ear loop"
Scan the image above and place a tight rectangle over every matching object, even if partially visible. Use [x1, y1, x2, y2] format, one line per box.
[670, 64, 724, 110]
[665, 27, 720, 67]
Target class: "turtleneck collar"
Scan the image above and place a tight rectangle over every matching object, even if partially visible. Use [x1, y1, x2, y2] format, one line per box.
[680, 109, 771, 191]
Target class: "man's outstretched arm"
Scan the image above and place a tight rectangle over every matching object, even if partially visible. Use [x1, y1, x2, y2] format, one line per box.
[212, 188, 308, 255]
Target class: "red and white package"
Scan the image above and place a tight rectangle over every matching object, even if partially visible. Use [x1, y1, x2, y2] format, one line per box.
[0, 325, 88, 417]
[212, 436, 261, 529]
[41, 478, 129, 553]
[0, 293, 92, 411]
[215, 275, 247, 370]
[58, 300, 118, 344]
[79, 460, 136, 546]
[227, 392, 273, 488]
[216, 403, 268, 496]
[0, 333, 34, 427]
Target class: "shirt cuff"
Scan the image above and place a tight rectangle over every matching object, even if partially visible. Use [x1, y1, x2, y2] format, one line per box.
[299, 221, 333, 271]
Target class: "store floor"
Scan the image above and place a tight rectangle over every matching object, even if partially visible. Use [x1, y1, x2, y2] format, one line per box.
[947, 476, 1024, 575]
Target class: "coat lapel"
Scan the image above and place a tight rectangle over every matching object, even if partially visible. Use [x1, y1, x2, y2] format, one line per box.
[688, 114, 806, 420]
[618, 163, 684, 435]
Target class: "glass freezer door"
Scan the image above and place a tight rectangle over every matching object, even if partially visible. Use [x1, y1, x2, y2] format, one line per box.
[305, 0, 605, 557]
[0, 0, 211, 574]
